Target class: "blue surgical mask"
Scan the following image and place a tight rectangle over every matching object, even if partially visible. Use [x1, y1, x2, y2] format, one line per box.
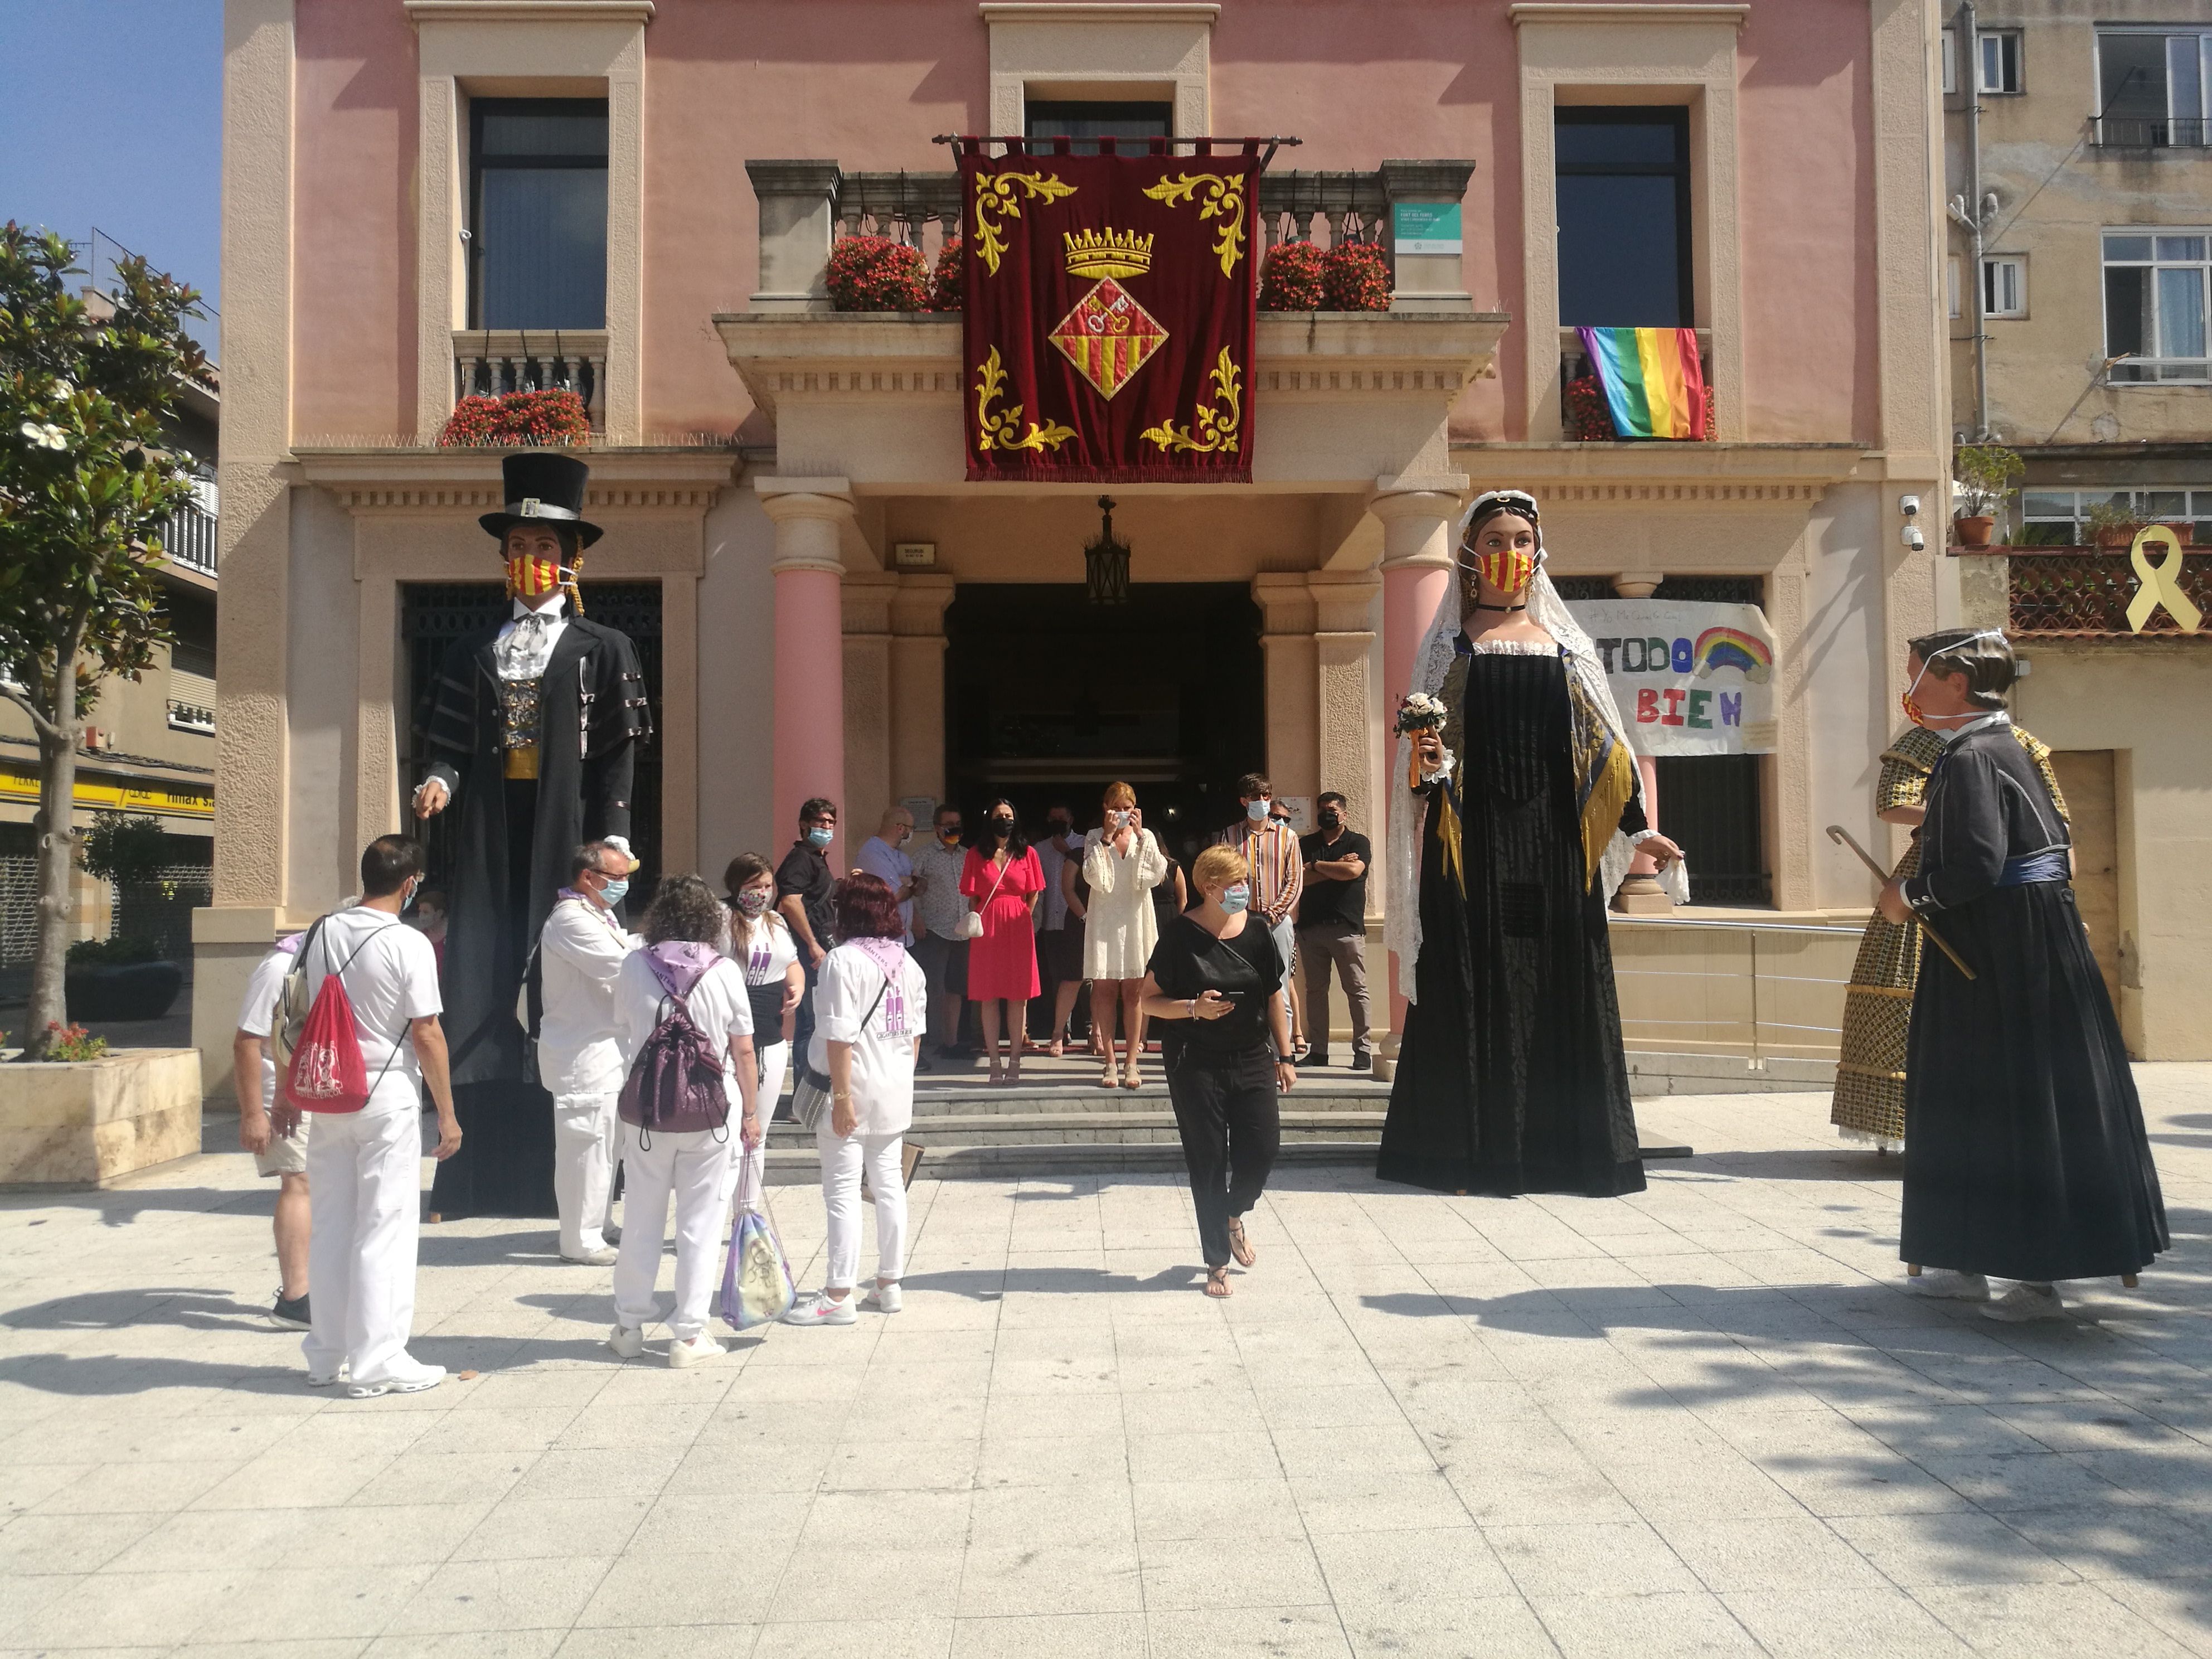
[1245, 799, 1269, 822]
[599, 876, 629, 906]
[806, 826, 833, 848]
[1220, 883, 1251, 914]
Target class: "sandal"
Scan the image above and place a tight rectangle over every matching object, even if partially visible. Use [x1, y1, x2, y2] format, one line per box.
[1226, 1216, 1256, 1268]
[1100, 1058, 1119, 1089]
[988, 1058, 1005, 1086]
[1205, 1265, 1234, 1298]
[1121, 1058, 1141, 1090]
[1047, 1038, 1064, 1059]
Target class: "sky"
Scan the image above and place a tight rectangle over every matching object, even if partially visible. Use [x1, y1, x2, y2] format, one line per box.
[0, 0, 224, 328]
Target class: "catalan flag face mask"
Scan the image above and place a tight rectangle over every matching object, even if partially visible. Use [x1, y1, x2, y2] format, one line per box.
[506, 554, 562, 600]
[1474, 543, 1535, 597]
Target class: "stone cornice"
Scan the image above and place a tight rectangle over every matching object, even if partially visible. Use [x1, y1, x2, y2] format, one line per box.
[1458, 442, 1867, 499]
[404, 1, 654, 23]
[1508, 3, 1747, 27]
[713, 311, 1511, 423]
[293, 445, 735, 515]
[979, 3, 1219, 24]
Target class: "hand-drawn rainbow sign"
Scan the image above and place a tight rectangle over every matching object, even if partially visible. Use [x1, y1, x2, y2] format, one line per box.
[1563, 599, 1780, 757]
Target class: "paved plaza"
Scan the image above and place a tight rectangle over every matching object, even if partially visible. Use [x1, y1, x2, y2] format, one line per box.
[1, 1069, 2207, 1658]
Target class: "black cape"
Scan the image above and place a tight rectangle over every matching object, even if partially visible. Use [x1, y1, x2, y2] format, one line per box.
[1899, 717, 2166, 1281]
[1377, 646, 1646, 1197]
[420, 610, 649, 1218]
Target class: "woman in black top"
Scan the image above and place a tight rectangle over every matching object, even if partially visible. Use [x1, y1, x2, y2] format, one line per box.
[1139, 843, 1298, 1297]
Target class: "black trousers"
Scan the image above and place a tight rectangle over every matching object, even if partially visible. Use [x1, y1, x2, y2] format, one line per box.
[780, 955, 822, 1122]
[1166, 1046, 1282, 1269]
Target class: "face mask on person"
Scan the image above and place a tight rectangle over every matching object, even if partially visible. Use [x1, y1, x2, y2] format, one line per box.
[806, 826, 834, 848]
[894, 824, 912, 846]
[939, 824, 962, 845]
[1219, 883, 1251, 914]
[1245, 799, 1270, 822]
[1474, 541, 1535, 596]
[1107, 809, 1129, 829]
[506, 553, 564, 600]
[1318, 810, 1342, 832]
[1048, 817, 1071, 835]
[734, 887, 771, 916]
[989, 818, 1014, 840]
[597, 876, 629, 906]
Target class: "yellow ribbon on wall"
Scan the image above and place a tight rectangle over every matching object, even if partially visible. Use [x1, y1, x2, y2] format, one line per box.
[2126, 525, 2204, 633]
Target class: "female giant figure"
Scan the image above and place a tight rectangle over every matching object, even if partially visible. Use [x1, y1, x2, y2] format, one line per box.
[1377, 490, 1686, 1198]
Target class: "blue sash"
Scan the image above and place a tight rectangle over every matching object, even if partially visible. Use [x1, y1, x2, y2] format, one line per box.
[1995, 848, 2069, 888]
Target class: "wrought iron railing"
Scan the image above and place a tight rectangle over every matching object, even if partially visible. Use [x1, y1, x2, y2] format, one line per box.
[2003, 544, 2212, 636]
[161, 502, 218, 576]
[2095, 116, 2212, 149]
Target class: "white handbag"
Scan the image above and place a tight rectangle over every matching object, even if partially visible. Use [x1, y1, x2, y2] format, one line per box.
[961, 855, 1012, 939]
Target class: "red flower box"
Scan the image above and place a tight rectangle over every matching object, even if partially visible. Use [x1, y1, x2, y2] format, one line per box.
[1259, 242, 1327, 311]
[1321, 241, 1392, 312]
[930, 235, 964, 312]
[827, 234, 932, 313]
[438, 387, 591, 448]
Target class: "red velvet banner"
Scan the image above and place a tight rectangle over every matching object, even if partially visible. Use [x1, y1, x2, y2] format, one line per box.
[959, 143, 1262, 483]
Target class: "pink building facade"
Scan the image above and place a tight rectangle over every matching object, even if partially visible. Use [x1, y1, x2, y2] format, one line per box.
[200, 0, 1956, 1097]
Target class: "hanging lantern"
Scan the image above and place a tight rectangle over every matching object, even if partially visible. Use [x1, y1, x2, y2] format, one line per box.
[1084, 495, 1131, 605]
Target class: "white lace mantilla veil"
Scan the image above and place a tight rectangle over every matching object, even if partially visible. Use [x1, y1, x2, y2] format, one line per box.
[1383, 499, 1691, 1003]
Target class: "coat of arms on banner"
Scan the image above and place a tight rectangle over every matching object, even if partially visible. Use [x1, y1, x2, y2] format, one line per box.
[958, 141, 1265, 484]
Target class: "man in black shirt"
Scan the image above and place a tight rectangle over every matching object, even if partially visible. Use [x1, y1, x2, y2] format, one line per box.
[775, 797, 838, 1118]
[1296, 791, 1372, 1069]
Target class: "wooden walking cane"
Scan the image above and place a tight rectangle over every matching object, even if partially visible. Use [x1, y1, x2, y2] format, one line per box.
[1825, 826, 1976, 982]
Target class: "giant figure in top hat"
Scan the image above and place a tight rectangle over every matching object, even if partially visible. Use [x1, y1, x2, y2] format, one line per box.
[412, 452, 653, 1219]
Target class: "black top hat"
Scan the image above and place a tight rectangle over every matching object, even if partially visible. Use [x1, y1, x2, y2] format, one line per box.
[479, 453, 604, 549]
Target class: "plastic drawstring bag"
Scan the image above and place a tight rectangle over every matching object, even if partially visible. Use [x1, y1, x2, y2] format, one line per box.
[719, 1152, 795, 1331]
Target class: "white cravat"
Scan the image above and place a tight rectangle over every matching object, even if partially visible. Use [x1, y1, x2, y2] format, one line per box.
[494, 593, 568, 681]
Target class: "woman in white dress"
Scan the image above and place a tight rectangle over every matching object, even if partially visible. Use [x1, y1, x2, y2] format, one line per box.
[720, 852, 803, 1217]
[1083, 780, 1168, 1090]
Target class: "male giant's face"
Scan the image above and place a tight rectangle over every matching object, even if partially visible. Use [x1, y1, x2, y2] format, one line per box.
[504, 525, 568, 604]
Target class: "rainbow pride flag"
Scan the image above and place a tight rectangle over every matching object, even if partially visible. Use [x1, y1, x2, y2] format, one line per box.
[1576, 326, 1710, 440]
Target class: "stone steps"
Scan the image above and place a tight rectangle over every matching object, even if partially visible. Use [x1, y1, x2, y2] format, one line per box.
[759, 1139, 1381, 1181]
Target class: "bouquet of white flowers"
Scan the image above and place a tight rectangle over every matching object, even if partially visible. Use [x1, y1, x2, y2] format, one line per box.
[1395, 692, 1448, 789]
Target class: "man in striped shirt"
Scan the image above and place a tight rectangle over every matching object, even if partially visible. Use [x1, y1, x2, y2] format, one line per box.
[1214, 772, 1303, 995]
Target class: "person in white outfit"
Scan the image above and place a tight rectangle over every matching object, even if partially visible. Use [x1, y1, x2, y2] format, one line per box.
[784, 872, 930, 1326]
[720, 850, 803, 1216]
[233, 930, 311, 1330]
[298, 837, 463, 1396]
[608, 875, 760, 1366]
[1083, 781, 1168, 1092]
[537, 840, 639, 1265]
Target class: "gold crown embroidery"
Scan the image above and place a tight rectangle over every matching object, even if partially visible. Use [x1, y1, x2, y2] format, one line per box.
[1063, 227, 1155, 279]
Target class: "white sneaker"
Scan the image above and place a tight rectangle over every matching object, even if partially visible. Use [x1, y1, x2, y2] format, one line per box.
[667, 1333, 726, 1368]
[305, 1363, 348, 1389]
[1982, 1282, 2067, 1323]
[1904, 1269, 1991, 1301]
[564, 1246, 619, 1267]
[780, 1291, 858, 1327]
[346, 1355, 445, 1398]
[607, 1324, 646, 1359]
[861, 1281, 903, 1314]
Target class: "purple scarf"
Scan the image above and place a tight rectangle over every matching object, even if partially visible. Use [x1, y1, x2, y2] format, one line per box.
[643, 939, 722, 1001]
[848, 937, 911, 1036]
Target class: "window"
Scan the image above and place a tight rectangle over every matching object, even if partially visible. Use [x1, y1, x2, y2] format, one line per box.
[2103, 231, 2210, 381]
[467, 98, 608, 330]
[1978, 30, 2022, 94]
[2017, 487, 2212, 546]
[2096, 29, 2212, 147]
[1947, 256, 1961, 319]
[1555, 108, 1694, 328]
[1023, 100, 1172, 153]
[1942, 30, 1957, 95]
[1982, 255, 2026, 318]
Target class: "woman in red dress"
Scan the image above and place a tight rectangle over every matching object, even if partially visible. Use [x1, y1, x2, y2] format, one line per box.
[961, 799, 1044, 1084]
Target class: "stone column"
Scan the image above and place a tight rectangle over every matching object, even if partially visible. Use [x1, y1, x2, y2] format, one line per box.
[842, 571, 898, 841]
[890, 576, 957, 810]
[1366, 477, 1467, 1074]
[1251, 575, 1320, 801]
[1610, 570, 1671, 913]
[758, 479, 855, 866]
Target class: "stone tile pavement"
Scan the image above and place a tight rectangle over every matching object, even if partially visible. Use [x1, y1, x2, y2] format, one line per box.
[1, 1066, 2206, 1658]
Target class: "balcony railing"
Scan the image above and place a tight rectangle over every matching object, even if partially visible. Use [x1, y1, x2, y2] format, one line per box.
[1995, 544, 2212, 637]
[2094, 116, 2212, 149]
[161, 501, 218, 577]
[452, 329, 607, 430]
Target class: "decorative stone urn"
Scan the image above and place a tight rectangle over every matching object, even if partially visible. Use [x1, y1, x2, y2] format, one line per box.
[0, 1049, 202, 1187]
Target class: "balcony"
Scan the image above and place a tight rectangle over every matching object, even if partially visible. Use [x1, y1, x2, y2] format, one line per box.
[452, 329, 608, 430]
[160, 500, 218, 580]
[1973, 545, 2212, 638]
[2094, 116, 2212, 151]
[1559, 327, 1715, 440]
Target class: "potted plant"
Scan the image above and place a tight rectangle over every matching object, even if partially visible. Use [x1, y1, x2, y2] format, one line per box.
[1259, 241, 1327, 311]
[2084, 500, 2149, 549]
[929, 235, 964, 312]
[64, 935, 182, 1022]
[825, 234, 932, 313]
[438, 386, 590, 448]
[1952, 443, 2024, 547]
[1320, 241, 1393, 312]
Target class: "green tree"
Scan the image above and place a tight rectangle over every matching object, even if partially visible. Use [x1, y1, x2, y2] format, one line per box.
[0, 225, 203, 1060]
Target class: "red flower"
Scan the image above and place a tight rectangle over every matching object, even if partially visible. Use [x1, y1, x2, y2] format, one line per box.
[438, 388, 590, 448]
[827, 235, 932, 313]
[1259, 242, 1327, 311]
[929, 235, 964, 312]
[1320, 242, 1392, 312]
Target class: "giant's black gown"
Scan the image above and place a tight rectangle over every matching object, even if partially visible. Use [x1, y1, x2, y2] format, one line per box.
[419, 615, 650, 1220]
[1377, 642, 1646, 1197]
[1899, 717, 2166, 1280]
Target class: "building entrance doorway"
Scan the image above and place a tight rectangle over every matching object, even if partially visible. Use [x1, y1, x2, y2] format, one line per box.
[943, 583, 1263, 858]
